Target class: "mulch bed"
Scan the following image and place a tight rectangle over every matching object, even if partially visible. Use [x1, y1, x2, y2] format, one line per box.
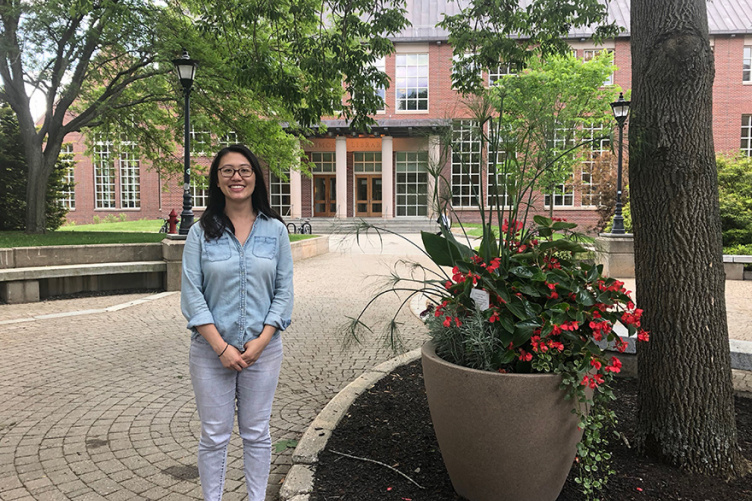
[311, 360, 752, 501]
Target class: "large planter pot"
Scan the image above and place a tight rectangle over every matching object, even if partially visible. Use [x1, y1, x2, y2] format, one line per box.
[422, 340, 582, 501]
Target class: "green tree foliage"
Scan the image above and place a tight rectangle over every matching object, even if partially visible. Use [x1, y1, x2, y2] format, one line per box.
[0, 103, 70, 231]
[438, 0, 619, 94]
[716, 153, 752, 252]
[0, 0, 409, 232]
[493, 52, 620, 212]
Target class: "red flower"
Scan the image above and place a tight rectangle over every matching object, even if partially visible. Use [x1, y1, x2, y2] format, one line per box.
[443, 316, 452, 327]
[590, 359, 602, 370]
[489, 310, 500, 323]
[518, 350, 533, 362]
[637, 329, 650, 342]
[605, 356, 622, 373]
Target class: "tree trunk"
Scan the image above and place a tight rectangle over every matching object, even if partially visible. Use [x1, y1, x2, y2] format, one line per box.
[24, 148, 51, 234]
[630, 0, 745, 476]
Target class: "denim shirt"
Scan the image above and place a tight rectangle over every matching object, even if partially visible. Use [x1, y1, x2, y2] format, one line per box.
[181, 213, 294, 350]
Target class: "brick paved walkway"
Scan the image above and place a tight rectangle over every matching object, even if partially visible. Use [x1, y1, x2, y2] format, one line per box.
[0, 235, 432, 501]
[0, 234, 750, 500]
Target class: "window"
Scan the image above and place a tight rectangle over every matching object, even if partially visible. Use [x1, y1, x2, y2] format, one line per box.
[191, 175, 209, 208]
[374, 56, 386, 112]
[94, 136, 116, 209]
[452, 53, 482, 89]
[270, 171, 291, 216]
[742, 115, 752, 156]
[744, 47, 751, 83]
[544, 126, 575, 207]
[395, 53, 429, 111]
[190, 127, 211, 157]
[59, 144, 75, 210]
[581, 124, 610, 207]
[489, 64, 513, 86]
[584, 49, 614, 86]
[219, 132, 238, 148]
[487, 148, 514, 207]
[311, 152, 336, 173]
[451, 121, 482, 207]
[119, 140, 140, 209]
[396, 152, 429, 216]
[353, 152, 382, 173]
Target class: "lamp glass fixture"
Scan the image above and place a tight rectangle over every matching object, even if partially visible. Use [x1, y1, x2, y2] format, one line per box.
[172, 50, 197, 83]
[611, 92, 630, 120]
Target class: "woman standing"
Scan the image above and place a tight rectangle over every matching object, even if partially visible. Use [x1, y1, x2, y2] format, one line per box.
[181, 144, 293, 501]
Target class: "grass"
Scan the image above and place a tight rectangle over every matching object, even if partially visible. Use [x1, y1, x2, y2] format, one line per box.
[1, 223, 317, 248]
[59, 219, 164, 232]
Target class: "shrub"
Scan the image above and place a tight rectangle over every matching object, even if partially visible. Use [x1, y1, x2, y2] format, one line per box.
[717, 153, 752, 249]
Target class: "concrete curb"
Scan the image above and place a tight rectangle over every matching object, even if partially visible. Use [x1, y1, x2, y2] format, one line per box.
[279, 347, 422, 501]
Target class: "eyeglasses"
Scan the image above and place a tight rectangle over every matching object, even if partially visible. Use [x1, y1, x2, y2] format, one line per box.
[219, 165, 254, 178]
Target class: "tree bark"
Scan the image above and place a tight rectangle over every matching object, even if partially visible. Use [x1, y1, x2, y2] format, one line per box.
[631, 0, 746, 476]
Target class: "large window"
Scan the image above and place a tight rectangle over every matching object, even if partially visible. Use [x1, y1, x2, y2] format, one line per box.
[374, 56, 386, 112]
[451, 121, 482, 207]
[742, 115, 752, 156]
[396, 152, 429, 216]
[219, 132, 238, 148]
[191, 176, 209, 208]
[94, 136, 116, 209]
[59, 144, 75, 210]
[395, 53, 429, 111]
[119, 141, 140, 208]
[584, 49, 614, 86]
[488, 64, 513, 86]
[544, 126, 575, 208]
[487, 148, 514, 208]
[311, 152, 336, 173]
[190, 127, 211, 157]
[581, 124, 610, 207]
[270, 171, 291, 216]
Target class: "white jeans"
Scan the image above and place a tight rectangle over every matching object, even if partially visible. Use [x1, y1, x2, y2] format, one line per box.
[189, 335, 283, 501]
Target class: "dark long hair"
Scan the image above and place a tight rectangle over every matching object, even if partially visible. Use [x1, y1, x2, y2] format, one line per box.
[200, 144, 284, 240]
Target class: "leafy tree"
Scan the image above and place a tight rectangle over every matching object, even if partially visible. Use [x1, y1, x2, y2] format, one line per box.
[631, 0, 745, 476]
[0, 0, 408, 233]
[0, 102, 70, 231]
[716, 153, 752, 250]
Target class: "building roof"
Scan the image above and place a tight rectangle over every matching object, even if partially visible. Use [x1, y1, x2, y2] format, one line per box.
[390, 0, 752, 42]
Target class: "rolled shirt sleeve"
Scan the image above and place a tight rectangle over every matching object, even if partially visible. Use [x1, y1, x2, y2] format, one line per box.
[181, 224, 216, 330]
[263, 224, 294, 331]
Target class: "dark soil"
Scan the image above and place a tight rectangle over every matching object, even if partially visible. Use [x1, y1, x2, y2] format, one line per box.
[311, 360, 752, 501]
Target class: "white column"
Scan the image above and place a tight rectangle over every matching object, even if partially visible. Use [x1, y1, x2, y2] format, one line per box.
[381, 136, 394, 219]
[335, 135, 348, 218]
[290, 169, 302, 219]
[428, 134, 441, 218]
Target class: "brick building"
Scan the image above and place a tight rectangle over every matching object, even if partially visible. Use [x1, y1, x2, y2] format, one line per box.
[59, 0, 752, 232]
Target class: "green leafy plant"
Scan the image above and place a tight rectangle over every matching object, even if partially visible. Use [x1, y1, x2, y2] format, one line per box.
[344, 54, 645, 500]
[717, 153, 752, 250]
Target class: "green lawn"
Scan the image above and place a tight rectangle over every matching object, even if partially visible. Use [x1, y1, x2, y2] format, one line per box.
[59, 219, 164, 232]
[1, 225, 316, 248]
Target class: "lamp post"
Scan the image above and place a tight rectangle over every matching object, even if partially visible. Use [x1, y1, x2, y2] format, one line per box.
[173, 49, 198, 235]
[610, 92, 630, 235]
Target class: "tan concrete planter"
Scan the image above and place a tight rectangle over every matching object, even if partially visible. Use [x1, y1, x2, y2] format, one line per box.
[421, 340, 582, 501]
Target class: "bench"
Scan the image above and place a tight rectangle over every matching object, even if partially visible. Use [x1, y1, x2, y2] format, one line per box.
[0, 261, 167, 304]
[723, 255, 752, 281]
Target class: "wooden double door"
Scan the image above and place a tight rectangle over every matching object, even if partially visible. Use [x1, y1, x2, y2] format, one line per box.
[313, 175, 337, 217]
[355, 175, 382, 217]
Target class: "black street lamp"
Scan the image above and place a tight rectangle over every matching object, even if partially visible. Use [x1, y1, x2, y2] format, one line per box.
[610, 92, 630, 234]
[173, 49, 198, 235]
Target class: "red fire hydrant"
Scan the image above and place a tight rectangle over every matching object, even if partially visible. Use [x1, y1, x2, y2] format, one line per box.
[168, 209, 179, 234]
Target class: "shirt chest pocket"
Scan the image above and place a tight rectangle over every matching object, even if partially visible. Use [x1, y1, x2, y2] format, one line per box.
[203, 238, 232, 261]
[252, 236, 277, 259]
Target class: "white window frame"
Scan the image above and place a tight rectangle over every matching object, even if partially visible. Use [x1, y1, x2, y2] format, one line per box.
[584, 49, 615, 86]
[742, 115, 752, 156]
[219, 132, 238, 148]
[488, 64, 513, 86]
[94, 136, 116, 209]
[353, 152, 382, 173]
[544, 126, 576, 208]
[59, 144, 75, 211]
[270, 171, 291, 216]
[581, 124, 610, 207]
[395, 53, 429, 112]
[374, 56, 386, 112]
[119, 140, 140, 209]
[395, 151, 429, 217]
[191, 175, 209, 208]
[744, 46, 752, 83]
[451, 120, 482, 208]
[190, 127, 211, 157]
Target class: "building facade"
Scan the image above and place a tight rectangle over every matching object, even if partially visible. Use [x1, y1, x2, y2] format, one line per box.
[59, 0, 752, 233]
